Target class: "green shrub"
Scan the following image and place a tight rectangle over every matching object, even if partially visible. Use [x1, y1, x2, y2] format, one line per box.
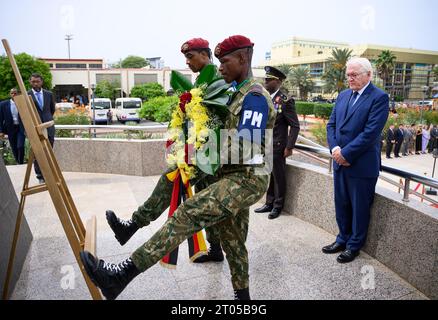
[130, 83, 166, 101]
[295, 102, 315, 116]
[313, 103, 334, 120]
[139, 96, 178, 122]
[54, 110, 90, 137]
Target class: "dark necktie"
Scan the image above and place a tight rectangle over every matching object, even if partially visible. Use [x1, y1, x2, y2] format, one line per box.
[344, 91, 359, 120]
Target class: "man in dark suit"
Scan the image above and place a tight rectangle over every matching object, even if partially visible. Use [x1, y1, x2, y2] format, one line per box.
[386, 125, 395, 159]
[27, 73, 56, 183]
[394, 124, 404, 158]
[0, 88, 26, 164]
[254, 66, 300, 220]
[323, 57, 389, 263]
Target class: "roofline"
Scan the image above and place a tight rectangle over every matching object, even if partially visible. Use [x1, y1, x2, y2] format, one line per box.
[39, 58, 104, 62]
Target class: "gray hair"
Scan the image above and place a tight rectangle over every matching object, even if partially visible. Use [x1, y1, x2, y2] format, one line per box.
[347, 57, 373, 77]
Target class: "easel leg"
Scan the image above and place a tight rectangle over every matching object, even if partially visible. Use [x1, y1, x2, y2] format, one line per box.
[2, 152, 34, 300]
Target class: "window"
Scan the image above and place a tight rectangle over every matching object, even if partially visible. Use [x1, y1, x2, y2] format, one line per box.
[89, 64, 103, 69]
[55, 63, 87, 69]
[134, 74, 158, 85]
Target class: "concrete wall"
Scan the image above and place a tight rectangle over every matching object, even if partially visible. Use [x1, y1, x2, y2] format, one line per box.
[52, 138, 438, 299]
[283, 160, 438, 300]
[0, 158, 33, 298]
[53, 138, 168, 177]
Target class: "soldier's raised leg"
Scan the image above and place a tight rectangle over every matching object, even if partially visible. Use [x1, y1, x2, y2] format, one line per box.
[80, 171, 268, 300]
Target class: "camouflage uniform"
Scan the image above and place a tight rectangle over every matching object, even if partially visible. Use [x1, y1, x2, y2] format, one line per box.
[131, 65, 224, 245]
[131, 79, 275, 289]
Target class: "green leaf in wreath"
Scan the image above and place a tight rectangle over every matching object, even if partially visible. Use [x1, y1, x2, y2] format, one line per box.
[204, 78, 230, 100]
[170, 70, 193, 93]
[194, 64, 217, 87]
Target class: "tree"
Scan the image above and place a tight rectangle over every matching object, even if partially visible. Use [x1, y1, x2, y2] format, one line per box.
[130, 83, 165, 101]
[322, 48, 353, 94]
[376, 50, 397, 95]
[119, 55, 149, 69]
[0, 53, 52, 100]
[288, 67, 314, 101]
[94, 80, 119, 100]
[276, 64, 293, 77]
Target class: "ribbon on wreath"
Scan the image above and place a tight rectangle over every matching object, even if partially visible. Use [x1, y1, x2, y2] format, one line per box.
[159, 167, 208, 269]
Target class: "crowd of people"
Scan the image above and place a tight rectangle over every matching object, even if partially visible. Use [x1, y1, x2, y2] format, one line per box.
[385, 124, 438, 158]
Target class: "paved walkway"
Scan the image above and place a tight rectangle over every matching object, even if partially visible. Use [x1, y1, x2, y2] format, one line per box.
[6, 166, 428, 300]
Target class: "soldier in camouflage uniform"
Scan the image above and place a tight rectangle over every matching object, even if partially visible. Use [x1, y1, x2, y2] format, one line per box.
[105, 38, 224, 263]
[80, 35, 276, 301]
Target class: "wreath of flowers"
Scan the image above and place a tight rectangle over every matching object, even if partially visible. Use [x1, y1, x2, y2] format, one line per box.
[166, 65, 230, 179]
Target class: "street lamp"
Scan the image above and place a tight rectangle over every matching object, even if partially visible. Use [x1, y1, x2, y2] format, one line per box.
[420, 85, 429, 124]
[90, 84, 96, 137]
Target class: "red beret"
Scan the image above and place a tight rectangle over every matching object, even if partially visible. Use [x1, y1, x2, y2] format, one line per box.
[214, 35, 254, 59]
[181, 38, 210, 54]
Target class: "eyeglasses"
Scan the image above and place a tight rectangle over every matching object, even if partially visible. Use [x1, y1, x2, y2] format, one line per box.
[346, 71, 368, 79]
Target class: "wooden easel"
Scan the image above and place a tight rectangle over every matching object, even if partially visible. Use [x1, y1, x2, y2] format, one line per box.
[1, 39, 102, 300]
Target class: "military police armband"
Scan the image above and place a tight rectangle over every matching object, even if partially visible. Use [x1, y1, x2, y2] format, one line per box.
[237, 93, 269, 144]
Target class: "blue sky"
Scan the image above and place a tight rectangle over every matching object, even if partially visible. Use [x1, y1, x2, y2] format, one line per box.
[1, 0, 437, 68]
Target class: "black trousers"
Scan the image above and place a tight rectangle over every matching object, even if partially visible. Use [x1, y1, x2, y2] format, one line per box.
[265, 152, 286, 210]
[7, 125, 25, 164]
[394, 140, 403, 157]
[386, 142, 393, 158]
[34, 135, 54, 179]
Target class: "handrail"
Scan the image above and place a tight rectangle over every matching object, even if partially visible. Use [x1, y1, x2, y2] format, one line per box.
[293, 137, 438, 204]
[55, 124, 168, 131]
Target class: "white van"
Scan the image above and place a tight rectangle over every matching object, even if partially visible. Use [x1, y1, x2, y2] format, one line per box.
[90, 98, 112, 124]
[115, 98, 142, 124]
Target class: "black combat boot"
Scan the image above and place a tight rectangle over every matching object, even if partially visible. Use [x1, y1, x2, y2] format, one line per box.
[106, 210, 139, 245]
[80, 251, 140, 300]
[234, 288, 251, 300]
[192, 242, 224, 263]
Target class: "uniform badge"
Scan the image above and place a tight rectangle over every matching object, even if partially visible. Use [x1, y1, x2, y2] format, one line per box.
[274, 95, 283, 113]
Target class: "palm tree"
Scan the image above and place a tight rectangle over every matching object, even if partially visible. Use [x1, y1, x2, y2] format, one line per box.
[322, 48, 353, 94]
[276, 64, 293, 77]
[376, 50, 397, 95]
[288, 67, 314, 101]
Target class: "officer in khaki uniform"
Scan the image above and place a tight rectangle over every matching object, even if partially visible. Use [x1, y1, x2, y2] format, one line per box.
[105, 38, 225, 263]
[255, 66, 300, 219]
[80, 35, 276, 301]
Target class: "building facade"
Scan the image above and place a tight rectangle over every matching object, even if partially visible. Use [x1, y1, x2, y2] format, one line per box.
[39, 58, 194, 103]
[260, 37, 438, 100]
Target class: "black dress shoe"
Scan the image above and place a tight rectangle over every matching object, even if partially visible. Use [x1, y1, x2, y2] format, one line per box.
[337, 249, 360, 263]
[254, 204, 273, 213]
[322, 242, 346, 254]
[268, 208, 281, 220]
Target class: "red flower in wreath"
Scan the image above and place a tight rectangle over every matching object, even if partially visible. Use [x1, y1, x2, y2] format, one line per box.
[179, 92, 192, 113]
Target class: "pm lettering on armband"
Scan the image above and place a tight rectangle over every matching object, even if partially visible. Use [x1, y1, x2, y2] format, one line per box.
[241, 110, 264, 128]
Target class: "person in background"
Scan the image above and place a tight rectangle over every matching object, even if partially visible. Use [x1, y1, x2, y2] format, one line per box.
[422, 125, 430, 154]
[0, 88, 26, 164]
[415, 125, 422, 155]
[386, 125, 395, 159]
[394, 124, 404, 158]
